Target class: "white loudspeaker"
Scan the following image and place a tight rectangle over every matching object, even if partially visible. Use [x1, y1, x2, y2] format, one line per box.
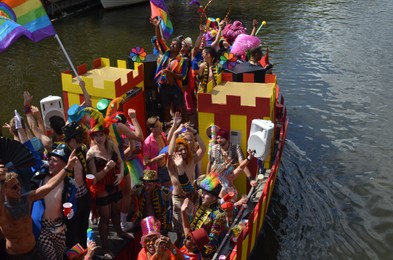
[247, 119, 274, 160]
[40, 96, 65, 131]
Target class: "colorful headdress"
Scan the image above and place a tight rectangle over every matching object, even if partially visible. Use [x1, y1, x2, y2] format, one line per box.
[140, 216, 161, 247]
[199, 171, 222, 197]
[85, 96, 124, 137]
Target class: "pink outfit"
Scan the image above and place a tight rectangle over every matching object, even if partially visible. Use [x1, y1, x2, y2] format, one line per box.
[142, 132, 167, 171]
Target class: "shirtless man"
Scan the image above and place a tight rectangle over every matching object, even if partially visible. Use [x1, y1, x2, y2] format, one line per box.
[167, 113, 206, 246]
[0, 150, 77, 259]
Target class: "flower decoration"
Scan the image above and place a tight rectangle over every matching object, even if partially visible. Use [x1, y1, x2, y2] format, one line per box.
[220, 52, 237, 70]
[130, 46, 146, 62]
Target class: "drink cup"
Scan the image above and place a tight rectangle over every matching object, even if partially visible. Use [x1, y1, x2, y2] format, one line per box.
[86, 174, 95, 186]
[63, 202, 73, 217]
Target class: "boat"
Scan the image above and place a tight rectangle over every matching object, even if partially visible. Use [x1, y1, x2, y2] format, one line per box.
[43, 0, 102, 19]
[100, 0, 148, 9]
[56, 48, 287, 258]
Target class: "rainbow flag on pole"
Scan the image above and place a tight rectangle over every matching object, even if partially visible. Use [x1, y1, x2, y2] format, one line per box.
[150, 0, 173, 40]
[0, 0, 56, 52]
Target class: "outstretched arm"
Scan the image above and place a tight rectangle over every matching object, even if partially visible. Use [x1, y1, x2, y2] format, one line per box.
[211, 19, 226, 50]
[180, 198, 193, 237]
[250, 19, 258, 36]
[166, 112, 182, 148]
[128, 109, 144, 141]
[29, 149, 78, 202]
[191, 24, 205, 60]
[78, 80, 92, 107]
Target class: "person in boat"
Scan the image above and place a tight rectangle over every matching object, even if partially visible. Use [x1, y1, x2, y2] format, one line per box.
[142, 116, 171, 188]
[130, 170, 172, 234]
[180, 199, 211, 259]
[248, 44, 273, 72]
[0, 151, 77, 259]
[49, 115, 66, 148]
[179, 127, 204, 179]
[60, 122, 92, 250]
[86, 116, 133, 259]
[178, 35, 199, 127]
[4, 111, 47, 193]
[181, 172, 227, 258]
[137, 216, 182, 260]
[95, 98, 144, 232]
[167, 114, 206, 246]
[150, 17, 189, 125]
[31, 144, 78, 260]
[197, 46, 219, 93]
[207, 128, 255, 189]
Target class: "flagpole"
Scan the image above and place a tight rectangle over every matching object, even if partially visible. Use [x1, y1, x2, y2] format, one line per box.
[54, 34, 81, 81]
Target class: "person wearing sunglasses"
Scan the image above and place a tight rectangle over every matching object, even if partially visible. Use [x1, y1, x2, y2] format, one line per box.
[131, 170, 172, 235]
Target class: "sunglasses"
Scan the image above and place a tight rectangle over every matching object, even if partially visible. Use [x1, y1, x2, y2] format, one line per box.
[145, 236, 158, 244]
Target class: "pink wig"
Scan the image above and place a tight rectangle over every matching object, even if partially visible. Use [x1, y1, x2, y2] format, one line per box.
[230, 34, 261, 57]
[222, 20, 247, 44]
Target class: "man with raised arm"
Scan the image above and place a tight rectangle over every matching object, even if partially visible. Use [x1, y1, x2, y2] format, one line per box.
[0, 150, 77, 259]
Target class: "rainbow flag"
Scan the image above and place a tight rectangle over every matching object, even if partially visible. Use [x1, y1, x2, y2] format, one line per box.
[0, 0, 56, 52]
[125, 154, 144, 188]
[150, 0, 173, 40]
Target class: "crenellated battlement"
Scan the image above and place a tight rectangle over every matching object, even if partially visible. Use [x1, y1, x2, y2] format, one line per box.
[61, 57, 144, 111]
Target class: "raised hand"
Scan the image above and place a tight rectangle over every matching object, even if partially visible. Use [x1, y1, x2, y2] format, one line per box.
[173, 153, 183, 167]
[128, 108, 137, 119]
[23, 91, 33, 107]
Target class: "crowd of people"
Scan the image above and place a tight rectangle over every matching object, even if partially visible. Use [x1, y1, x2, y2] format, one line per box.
[0, 15, 268, 260]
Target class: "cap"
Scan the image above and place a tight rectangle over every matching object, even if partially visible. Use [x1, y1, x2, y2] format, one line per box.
[96, 98, 110, 116]
[62, 122, 85, 142]
[217, 128, 229, 140]
[140, 170, 158, 182]
[67, 104, 85, 123]
[199, 172, 222, 197]
[48, 143, 70, 163]
[140, 216, 161, 247]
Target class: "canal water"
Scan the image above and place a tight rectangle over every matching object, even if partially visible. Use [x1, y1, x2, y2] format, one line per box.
[1, 0, 393, 259]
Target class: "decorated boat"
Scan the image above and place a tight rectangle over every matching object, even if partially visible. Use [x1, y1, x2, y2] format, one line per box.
[57, 48, 287, 258]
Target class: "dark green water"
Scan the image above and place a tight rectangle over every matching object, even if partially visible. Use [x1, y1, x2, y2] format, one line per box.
[1, 0, 393, 259]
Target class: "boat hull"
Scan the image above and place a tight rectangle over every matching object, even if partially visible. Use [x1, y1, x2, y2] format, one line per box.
[101, 0, 147, 9]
